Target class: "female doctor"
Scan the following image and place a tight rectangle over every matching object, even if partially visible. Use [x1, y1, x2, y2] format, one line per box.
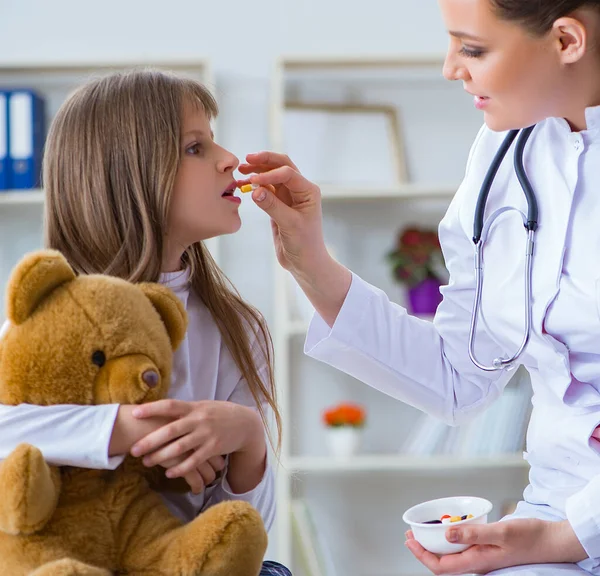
[240, 0, 600, 574]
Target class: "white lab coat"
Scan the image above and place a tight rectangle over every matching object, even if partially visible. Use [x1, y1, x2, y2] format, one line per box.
[305, 107, 600, 575]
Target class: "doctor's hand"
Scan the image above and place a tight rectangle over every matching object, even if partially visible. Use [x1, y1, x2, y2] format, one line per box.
[239, 152, 352, 326]
[405, 518, 587, 575]
[238, 151, 327, 274]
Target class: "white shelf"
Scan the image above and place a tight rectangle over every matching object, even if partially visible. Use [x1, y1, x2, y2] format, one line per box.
[281, 55, 447, 84]
[320, 183, 458, 201]
[286, 454, 529, 474]
[0, 190, 45, 205]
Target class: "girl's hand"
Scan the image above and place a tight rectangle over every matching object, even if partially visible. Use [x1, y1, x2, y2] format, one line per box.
[129, 400, 263, 480]
[238, 152, 328, 275]
[405, 518, 587, 575]
[161, 453, 226, 495]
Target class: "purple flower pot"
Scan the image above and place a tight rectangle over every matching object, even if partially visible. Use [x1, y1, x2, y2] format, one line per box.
[408, 277, 442, 315]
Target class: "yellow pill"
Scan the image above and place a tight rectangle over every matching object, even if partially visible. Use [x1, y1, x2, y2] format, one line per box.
[240, 184, 254, 193]
[450, 516, 462, 523]
[466, 514, 474, 519]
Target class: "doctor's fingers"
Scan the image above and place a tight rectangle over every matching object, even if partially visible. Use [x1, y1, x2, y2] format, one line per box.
[405, 539, 494, 576]
[242, 151, 301, 172]
[250, 165, 321, 211]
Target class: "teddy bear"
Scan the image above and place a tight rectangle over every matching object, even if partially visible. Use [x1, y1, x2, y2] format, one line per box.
[0, 250, 268, 576]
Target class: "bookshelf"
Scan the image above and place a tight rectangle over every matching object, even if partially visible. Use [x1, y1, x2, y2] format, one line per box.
[0, 190, 45, 205]
[286, 454, 529, 475]
[269, 56, 532, 575]
[0, 60, 217, 324]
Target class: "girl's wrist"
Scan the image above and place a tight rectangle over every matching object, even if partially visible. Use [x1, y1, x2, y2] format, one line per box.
[238, 407, 266, 455]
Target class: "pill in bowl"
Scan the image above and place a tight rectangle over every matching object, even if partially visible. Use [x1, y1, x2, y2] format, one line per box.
[402, 496, 493, 555]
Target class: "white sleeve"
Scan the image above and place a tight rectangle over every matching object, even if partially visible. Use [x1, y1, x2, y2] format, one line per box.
[0, 403, 124, 469]
[304, 125, 514, 426]
[0, 320, 125, 469]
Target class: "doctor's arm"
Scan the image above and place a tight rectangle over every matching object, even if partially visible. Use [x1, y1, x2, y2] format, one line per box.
[241, 136, 514, 424]
[405, 518, 586, 575]
[239, 151, 351, 327]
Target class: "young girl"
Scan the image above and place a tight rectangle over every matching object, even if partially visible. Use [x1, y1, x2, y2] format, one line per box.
[241, 1, 600, 575]
[0, 69, 290, 576]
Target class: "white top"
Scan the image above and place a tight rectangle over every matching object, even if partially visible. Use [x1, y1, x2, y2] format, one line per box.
[305, 107, 600, 560]
[0, 269, 275, 530]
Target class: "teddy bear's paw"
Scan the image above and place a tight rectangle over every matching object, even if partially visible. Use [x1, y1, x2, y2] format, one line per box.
[0, 443, 60, 535]
[175, 501, 268, 576]
[29, 558, 111, 576]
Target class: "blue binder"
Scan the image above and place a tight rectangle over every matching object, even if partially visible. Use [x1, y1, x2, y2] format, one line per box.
[0, 91, 8, 190]
[8, 90, 45, 190]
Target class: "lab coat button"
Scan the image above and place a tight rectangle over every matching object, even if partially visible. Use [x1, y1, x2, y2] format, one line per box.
[570, 134, 583, 151]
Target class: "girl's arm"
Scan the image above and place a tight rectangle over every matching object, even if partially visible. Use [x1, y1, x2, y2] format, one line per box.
[129, 396, 276, 530]
[201, 394, 275, 531]
[0, 317, 166, 469]
[108, 405, 171, 456]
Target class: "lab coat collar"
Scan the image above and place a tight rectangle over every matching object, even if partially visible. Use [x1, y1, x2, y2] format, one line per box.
[584, 105, 600, 133]
[549, 105, 600, 136]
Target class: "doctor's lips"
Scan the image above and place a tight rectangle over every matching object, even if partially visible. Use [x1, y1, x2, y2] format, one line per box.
[467, 91, 490, 110]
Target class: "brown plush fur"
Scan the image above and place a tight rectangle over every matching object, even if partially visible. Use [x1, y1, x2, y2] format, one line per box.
[0, 250, 268, 575]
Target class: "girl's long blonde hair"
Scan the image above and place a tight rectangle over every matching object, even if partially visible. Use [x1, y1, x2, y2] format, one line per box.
[43, 68, 281, 450]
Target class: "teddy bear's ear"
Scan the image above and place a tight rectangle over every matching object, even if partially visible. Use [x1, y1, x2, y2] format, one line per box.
[7, 250, 76, 326]
[138, 283, 188, 350]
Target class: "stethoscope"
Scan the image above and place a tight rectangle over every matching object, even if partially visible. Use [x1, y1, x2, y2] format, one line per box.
[468, 126, 539, 372]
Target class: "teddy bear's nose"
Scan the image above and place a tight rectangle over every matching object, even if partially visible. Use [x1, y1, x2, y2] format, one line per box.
[142, 370, 160, 388]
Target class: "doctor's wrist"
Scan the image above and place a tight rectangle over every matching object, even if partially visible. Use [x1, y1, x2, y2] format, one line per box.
[292, 253, 352, 327]
[545, 520, 587, 563]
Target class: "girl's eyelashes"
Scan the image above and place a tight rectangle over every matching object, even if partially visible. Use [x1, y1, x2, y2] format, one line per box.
[185, 142, 204, 156]
[459, 46, 486, 59]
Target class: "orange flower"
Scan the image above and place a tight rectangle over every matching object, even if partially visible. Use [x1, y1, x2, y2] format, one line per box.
[322, 402, 366, 427]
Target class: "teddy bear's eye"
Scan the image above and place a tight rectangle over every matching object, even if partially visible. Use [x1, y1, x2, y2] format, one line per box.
[91, 350, 106, 368]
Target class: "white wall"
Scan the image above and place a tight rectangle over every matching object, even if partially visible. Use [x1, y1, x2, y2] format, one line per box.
[0, 0, 451, 327]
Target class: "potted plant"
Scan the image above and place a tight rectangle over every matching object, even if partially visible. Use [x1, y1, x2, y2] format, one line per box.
[387, 226, 449, 315]
[322, 402, 366, 458]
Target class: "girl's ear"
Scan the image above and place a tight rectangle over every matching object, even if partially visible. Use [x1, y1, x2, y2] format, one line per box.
[138, 283, 188, 350]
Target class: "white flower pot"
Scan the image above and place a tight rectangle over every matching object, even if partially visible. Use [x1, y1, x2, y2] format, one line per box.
[326, 426, 362, 458]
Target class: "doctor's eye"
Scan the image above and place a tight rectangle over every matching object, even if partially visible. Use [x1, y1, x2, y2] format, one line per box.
[91, 350, 106, 368]
[459, 46, 486, 59]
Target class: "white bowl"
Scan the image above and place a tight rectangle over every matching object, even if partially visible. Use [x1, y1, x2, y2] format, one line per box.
[402, 496, 493, 555]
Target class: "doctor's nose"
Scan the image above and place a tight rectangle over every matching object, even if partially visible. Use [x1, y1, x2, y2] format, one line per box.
[443, 54, 471, 82]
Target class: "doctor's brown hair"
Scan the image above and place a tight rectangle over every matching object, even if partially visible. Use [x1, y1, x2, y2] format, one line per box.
[491, 0, 600, 35]
[43, 69, 281, 452]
